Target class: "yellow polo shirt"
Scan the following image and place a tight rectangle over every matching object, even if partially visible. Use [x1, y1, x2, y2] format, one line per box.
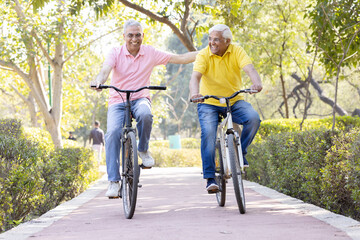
[193, 44, 252, 106]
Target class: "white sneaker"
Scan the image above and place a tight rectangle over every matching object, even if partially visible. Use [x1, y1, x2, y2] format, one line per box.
[105, 181, 120, 198]
[138, 151, 154, 167]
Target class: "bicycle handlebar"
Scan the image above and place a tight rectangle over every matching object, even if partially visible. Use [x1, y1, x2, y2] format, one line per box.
[91, 85, 167, 93]
[190, 89, 258, 102]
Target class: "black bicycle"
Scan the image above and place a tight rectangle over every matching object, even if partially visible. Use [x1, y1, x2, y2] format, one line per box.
[191, 89, 257, 214]
[92, 84, 166, 219]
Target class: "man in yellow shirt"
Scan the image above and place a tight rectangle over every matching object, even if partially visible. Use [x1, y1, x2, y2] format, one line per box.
[189, 24, 262, 192]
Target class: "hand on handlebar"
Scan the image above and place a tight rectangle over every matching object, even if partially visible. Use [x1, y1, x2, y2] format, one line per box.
[250, 83, 262, 94]
[90, 80, 103, 92]
[190, 94, 204, 103]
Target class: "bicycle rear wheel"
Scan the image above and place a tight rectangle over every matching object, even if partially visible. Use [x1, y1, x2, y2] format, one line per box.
[215, 140, 226, 206]
[121, 131, 140, 219]
[228, 133, 246, 214]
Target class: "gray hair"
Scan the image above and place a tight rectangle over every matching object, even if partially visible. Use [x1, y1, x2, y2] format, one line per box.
[123, 20, 143, 33]
[209, 24, 232, 42]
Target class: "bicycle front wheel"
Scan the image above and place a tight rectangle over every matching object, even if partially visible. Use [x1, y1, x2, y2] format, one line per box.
[121, 131, 140, 219]
[228, 133, 246, 214]
[215, 140, 226, 206]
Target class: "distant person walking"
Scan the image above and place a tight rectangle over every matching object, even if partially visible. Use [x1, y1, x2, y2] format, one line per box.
[68, 132, 76, 141]
[89, 121, 105, 164]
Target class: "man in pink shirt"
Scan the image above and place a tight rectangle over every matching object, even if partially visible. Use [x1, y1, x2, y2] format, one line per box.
[91, 19, 197, 198]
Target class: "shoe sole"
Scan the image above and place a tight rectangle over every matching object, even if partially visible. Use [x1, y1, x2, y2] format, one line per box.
[140, 164, 152, 169]
[206, 184, 219, 192]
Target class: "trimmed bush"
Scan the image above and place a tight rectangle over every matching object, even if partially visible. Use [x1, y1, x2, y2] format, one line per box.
[257, 116, 360, 138]
[0, 135, 44, 231]
[246, 127, 360, 220]
[151, 147, 201, 167]
[0, 119, 99, 232]
[150, 137, 200, 149]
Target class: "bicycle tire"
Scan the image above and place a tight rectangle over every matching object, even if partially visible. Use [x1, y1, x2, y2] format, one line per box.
[215, 140, 226, 206]
[228, 133, 246, 214]
[121, 131, 140, 219]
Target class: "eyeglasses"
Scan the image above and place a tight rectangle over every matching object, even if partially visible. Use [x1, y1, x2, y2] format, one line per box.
[208, 37, 224, 43]
[126, 33, 142, 39]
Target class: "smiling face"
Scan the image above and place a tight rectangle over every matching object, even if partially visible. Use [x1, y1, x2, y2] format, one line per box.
[208, 31, 230, 57]
[123, 25, 144, 56]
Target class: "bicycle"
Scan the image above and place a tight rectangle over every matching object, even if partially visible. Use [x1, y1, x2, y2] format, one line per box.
[92, 84, 166, 219]
[191, 89, 258, 214]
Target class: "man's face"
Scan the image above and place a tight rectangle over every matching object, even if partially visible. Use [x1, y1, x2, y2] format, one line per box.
[208, 31, 230, 56]
[123, 25, 144, 53]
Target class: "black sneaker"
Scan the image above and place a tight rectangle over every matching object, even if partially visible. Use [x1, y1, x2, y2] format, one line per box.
[206, 178, 219, 193]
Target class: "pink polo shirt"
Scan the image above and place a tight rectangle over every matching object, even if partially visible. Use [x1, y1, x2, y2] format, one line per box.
[103, 44, 171, 106]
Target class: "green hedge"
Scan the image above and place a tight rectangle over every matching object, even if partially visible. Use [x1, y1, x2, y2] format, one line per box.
[150, 138, 201, 167]
[0, 119, 99, 232]
[246, 118, 360, 220]
[150, 137, 201, 149]
[257, 116, 360, 139]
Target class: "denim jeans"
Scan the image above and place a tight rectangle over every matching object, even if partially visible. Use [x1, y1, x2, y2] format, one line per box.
[197, 100, 261, 179]
[105, 98, 152, 181]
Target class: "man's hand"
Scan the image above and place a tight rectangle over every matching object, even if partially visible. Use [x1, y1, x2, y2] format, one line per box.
[190, 93, 204, 103]
[91, 64, 112, 91]
[250, 83, 263, 93]
[90, 79, 103, 92]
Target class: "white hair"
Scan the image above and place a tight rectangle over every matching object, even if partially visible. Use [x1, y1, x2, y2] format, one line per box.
[123, 20, 143, 33]
[209, 24, 232, 42]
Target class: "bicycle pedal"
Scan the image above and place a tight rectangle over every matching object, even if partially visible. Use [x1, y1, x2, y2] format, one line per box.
[140, 164, 152, 169]
[207, 189, 220, 194]
[108, 196, 120, 199]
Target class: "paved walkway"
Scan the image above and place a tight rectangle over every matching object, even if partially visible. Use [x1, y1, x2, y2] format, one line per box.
[1, 167, 360, 240]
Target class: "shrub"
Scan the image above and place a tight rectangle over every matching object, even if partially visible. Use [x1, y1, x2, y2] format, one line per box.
[0, 119, 22, 138]
[150, 138, 200, 149]
[36, 147, 98, 215]
[0, 119, 99, 232]
[151, 147, 202, 167]
[247, 126, 360, 220]
[320, 129, 360, 219]
[257, 116, 360, 139]
[0, 135, 44, 232]
[149, 138, 201, 167]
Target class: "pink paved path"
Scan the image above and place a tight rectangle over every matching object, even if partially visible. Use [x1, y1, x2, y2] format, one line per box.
[2, 168, 360, 240]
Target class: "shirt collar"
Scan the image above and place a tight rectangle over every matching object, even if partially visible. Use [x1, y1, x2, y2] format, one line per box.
[123, 44, 145, 57]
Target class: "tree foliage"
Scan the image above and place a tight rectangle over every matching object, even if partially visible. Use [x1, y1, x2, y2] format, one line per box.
[306, 0, 360, 75]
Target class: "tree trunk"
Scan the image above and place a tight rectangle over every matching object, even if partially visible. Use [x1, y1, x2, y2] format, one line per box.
[291, 73, 348, 116]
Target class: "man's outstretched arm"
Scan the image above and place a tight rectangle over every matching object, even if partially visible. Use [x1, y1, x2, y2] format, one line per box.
[168, 51, 198, 64]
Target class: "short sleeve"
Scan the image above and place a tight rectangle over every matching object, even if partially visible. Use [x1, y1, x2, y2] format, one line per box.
[235, 46, 252, 69]
[193, 48, 208, 74]
[103, 47, 117, 68]
[149, 46, 172, 65]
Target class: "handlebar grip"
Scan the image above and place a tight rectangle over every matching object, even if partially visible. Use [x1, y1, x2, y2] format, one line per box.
[190, 97, 206, 102]
[148, 86, 167, 90]
[245, 89, 259, 93]
[90, 85, 110, 89]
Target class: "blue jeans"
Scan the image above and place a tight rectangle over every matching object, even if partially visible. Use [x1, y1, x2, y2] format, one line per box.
[105, 98, 153, 181]
[197, 100, 261, 179]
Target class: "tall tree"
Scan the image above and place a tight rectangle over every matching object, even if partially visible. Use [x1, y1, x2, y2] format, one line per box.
[306, 0, 360, 129]
[0, 0, 121, 148]
[228, 0, 313, 119]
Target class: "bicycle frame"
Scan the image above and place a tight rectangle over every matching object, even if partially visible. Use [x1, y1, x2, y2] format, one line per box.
[217, 99, 244, 179]
[122, 91, 136, 141]
[91, 84, 166, 219]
